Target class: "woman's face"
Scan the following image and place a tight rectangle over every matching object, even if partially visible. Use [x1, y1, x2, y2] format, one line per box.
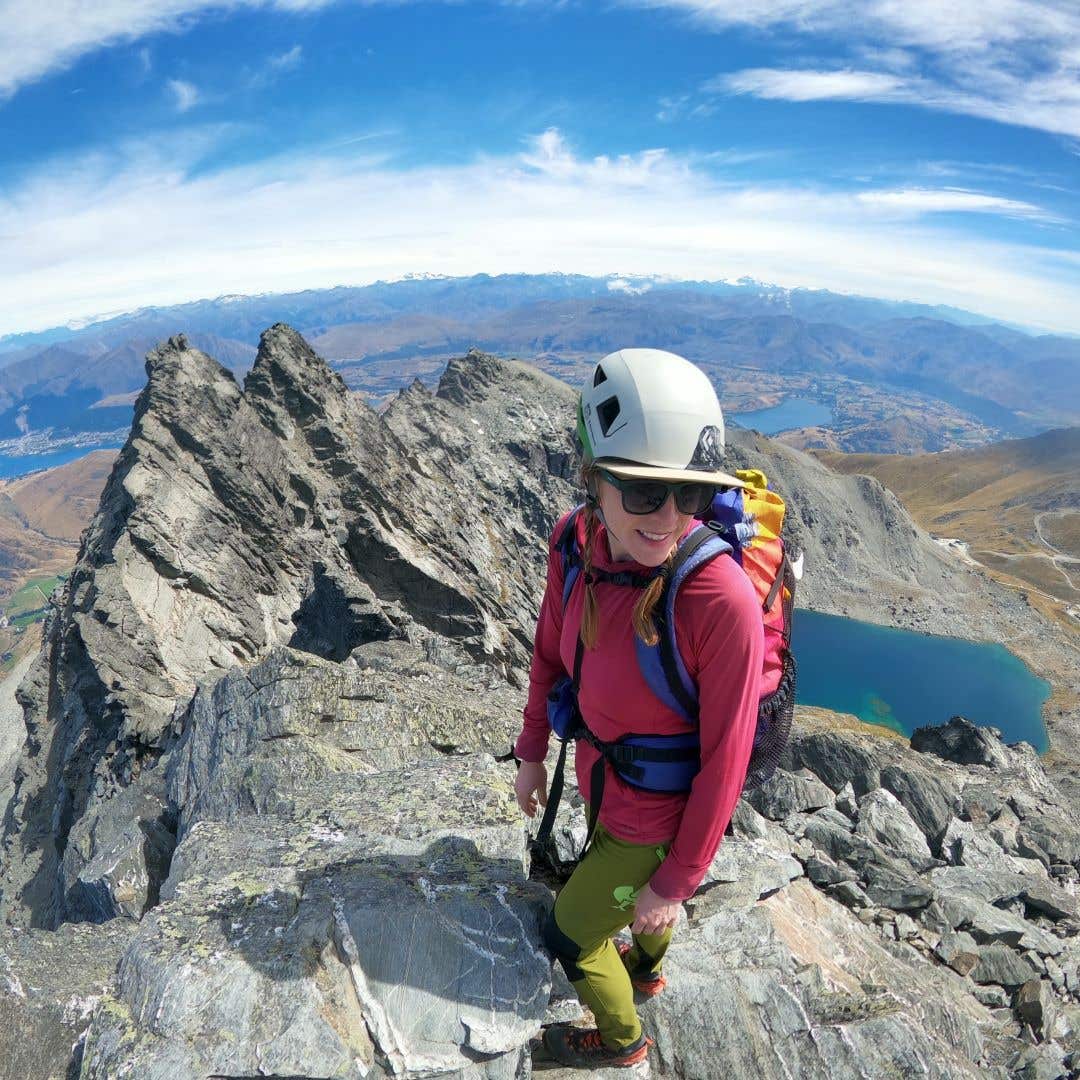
[596, 476, 693, 566]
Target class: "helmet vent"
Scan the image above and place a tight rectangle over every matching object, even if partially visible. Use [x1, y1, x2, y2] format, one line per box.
[592, 365, 608, 388]
[596, 395, 621, 436]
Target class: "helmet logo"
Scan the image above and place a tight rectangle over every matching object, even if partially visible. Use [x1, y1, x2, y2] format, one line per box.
[687, 425, 724, 470]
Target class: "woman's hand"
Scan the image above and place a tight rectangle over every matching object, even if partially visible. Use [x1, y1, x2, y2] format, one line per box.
[631, 883, 681, 935]
[514, 761, 548, 818]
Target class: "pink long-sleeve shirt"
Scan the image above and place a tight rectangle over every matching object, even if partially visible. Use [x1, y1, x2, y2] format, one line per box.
[515, 509, 764, 903]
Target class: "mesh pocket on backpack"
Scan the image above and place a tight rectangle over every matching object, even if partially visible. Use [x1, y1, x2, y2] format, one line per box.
[743, 648, 796, 791]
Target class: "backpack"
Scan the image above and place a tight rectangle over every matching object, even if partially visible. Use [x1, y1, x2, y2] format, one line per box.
[534, 468, 800, 857]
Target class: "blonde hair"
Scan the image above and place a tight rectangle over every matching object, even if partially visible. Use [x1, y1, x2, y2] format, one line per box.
[578, 463, 672, 650]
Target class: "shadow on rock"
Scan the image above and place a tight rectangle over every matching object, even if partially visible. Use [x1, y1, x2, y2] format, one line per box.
[81, 835, 553, 1079]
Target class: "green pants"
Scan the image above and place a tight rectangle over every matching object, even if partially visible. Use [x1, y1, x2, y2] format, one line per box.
[543, 822, 672, 1048]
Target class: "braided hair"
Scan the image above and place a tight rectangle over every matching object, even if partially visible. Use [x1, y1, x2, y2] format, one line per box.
[579, 463, 673, 650]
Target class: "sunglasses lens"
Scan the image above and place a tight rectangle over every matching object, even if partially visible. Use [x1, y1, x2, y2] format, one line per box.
[620, 481, 667, 514]
[616, 479, 716, 515]
[675, 483, 716, 515]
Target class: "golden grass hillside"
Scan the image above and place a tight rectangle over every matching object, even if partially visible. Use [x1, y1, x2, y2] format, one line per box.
[0, 450, 117, 599]
[816, 427, 1080, 608]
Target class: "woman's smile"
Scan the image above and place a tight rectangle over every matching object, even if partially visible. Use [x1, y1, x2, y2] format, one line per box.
[635, 526, 674, 545]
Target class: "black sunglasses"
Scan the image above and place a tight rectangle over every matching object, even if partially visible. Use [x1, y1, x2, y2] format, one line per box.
[599, 469, 716, 516]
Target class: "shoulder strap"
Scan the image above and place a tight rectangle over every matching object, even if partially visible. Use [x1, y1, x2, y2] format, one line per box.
[558, 505, 584, 610]
[646, 526, 733, 723]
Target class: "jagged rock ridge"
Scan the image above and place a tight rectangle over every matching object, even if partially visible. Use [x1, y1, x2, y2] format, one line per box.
[0, 327, 577, 928]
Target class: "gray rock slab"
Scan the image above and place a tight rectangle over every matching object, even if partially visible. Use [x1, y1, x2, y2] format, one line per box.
[167, 644, 521, 839]
[805, 853, 857, 887]
[974, 984, 1011, 1009]
[855, 788, 934, 865]
[641, 880, 997, 1078]
[1015, 978, 1059, 1043]
[971, 946, 1040, 989]
[1019, 816, 1080, 870]
[862, 865, 935, 911]
[782, 730, 883, 796]
[747, 768, 834, 820]
[941, 818, 1025, 876]
[931, 893, 1063, 957]
[82, 754, 551, 1079]
[1007, 1044, 1071, 1080]
[834, 780, 858, 819]
[693, 838, 804, 912]
[828, 880, 871, 910]
[728, 796, 795, 849]
[879, 762, 958, 850]
[0, 921, 133, 1080]
[0, 653, 34, 818]
[928, 865, 1037, 905]
[810, 805, 857, 831]
[801, 816, 860, 861]
[59, 768, 175, 924]
[1023, 881, 1079, 922]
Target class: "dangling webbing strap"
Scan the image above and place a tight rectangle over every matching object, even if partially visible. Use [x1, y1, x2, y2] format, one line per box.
[534, 634, 585, 852]
[763, 550, 788, 616]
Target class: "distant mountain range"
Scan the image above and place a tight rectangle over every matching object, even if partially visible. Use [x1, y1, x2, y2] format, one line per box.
[2, 274, 1078, 454]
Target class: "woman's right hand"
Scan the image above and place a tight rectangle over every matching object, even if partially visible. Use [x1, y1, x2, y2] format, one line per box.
[514, 761, 548, 818]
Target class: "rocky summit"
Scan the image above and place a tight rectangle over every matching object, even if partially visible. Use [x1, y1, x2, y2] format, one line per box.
[0, 327, 1078, 1079]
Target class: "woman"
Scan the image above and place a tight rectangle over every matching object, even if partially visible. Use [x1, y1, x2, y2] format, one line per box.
[514, 348, 764, 1069]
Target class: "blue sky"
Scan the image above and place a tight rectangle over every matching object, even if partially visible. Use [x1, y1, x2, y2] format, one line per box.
[1, 0, 1079, 335]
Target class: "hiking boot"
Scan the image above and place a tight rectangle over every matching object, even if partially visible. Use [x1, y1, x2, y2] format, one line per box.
[616, 940, 667, 997]
[543, 1025, 653, 1069]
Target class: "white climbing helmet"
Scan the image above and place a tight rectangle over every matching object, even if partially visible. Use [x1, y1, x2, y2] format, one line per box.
[576, 348, 745, 487]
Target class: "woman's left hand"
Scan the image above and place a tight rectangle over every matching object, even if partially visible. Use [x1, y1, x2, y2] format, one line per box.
[631, 883, 681, 935]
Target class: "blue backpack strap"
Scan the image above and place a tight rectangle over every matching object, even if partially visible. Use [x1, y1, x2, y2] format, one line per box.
[635, 526, 732, 723]
[557, 504, 585, 610]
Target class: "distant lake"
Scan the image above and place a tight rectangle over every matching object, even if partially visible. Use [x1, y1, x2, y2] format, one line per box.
[792, 609, 1050, 752]
[731, 397, 834, 435]
[0, 444, 121, 480]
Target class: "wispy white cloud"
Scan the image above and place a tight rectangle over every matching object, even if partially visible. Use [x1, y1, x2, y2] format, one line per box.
[721, 68, 907, 102]
[717, 64, 1080, 138]
[246, 43, 304, 89]
[2, 126, 1078, 336]
[269, 43, 303, 71]
[630, 0, 1080, 53]
[167, 78, 200, 112]
[0, 1, 336, 99]
[854, 188, 1050, 220]
[519, 128, 679, 186]
[635, 0, 1080, 138]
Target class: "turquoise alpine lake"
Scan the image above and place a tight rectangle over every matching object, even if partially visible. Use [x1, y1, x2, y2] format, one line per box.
[791, 609, 1051, 752]
[730, 397, 834, 435]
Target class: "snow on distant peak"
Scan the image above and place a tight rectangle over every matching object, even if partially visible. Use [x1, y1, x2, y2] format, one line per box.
[65, 309, 134, 331]
[607, 277, 653, 296]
